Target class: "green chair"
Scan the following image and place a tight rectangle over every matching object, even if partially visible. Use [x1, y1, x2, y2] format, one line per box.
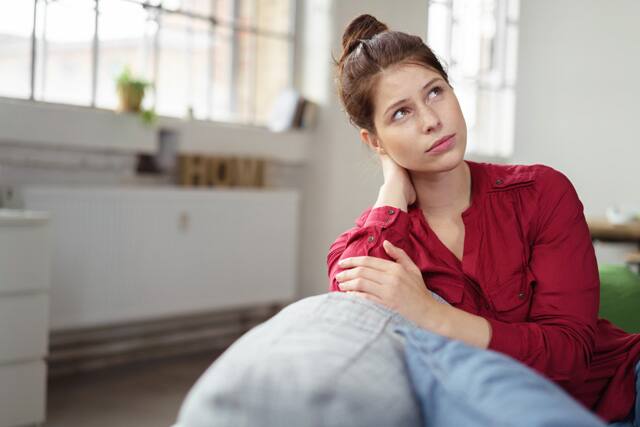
[599, 264, 640, 333]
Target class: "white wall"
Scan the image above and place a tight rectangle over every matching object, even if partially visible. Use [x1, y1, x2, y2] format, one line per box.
[297, 0, 429, 297]
[512, 0, 640, 263]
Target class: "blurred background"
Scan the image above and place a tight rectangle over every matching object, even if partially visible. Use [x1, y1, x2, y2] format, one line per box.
[0, 0, 639, 426]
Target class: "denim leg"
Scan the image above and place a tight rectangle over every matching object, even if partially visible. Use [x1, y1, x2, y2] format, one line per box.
[634, 360, 640, 427]
[609, 359, 640, 427]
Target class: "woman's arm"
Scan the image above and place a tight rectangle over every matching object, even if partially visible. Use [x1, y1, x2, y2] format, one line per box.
[327, 154, 416, 291]
[334, 238, 493, 349]
[484, 168, 599, 387]
[327, 184, 411, 292]
[422, 302, 492, 349]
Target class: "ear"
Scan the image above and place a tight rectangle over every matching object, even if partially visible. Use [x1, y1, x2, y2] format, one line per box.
[359, 128, 385, 154]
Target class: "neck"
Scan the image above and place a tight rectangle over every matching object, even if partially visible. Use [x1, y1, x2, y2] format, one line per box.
[410, 160, 471, 217]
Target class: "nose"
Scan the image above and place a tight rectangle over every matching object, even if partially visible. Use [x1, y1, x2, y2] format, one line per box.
[418, 104, 441, 134]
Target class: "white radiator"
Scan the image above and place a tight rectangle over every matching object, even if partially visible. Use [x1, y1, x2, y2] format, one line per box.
[23, 187, 300, 331]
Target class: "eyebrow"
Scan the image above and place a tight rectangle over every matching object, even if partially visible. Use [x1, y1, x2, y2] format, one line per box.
[383, 77, 443, 117]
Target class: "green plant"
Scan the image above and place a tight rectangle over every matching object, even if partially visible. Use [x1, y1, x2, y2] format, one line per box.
[140, 108, 157, 125]
[115, 66, 156, 125]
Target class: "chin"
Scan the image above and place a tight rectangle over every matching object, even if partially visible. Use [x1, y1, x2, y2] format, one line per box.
[410, 146, 465, 174]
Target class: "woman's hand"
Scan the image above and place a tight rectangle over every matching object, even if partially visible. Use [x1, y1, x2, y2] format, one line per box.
[378, 152, 417, 207]
[335, 239, 441, 330]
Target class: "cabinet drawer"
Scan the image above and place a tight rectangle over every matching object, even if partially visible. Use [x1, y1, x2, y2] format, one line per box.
[0, 220, 50, 294]
[0, 360, 46, 427]
[0, 293, 49, 363]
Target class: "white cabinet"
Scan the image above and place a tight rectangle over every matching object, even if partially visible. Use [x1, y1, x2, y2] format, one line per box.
[0, 210, 50, 427]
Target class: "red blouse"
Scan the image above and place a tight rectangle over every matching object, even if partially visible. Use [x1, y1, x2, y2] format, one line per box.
[327, 159, 640, 422]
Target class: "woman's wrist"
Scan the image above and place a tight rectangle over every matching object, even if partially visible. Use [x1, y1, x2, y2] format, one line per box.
[373, 184, 408, 212]
[421, 303, 491, 349]
[418, 298, 451, 337]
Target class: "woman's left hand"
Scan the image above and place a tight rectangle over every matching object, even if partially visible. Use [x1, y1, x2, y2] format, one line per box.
[335, 240, 440, 329]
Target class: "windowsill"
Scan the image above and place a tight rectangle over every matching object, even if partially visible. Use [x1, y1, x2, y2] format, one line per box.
[0, 97, 311, 164]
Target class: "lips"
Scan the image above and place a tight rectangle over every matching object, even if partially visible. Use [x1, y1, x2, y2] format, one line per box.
[427, 134, 456, 152]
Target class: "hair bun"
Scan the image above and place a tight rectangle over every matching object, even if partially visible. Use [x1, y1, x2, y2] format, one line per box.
[341, 14, 388, 59]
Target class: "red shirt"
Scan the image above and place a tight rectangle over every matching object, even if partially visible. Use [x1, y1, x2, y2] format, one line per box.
[327, 159, 640, 422]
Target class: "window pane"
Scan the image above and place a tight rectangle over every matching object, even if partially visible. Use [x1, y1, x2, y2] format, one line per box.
[190, 21, 212, 120]
[451, 0, 484, 79]
[34, 0, 95, 105]
[237, 0, 256, 27]
[507, 0, 519, 22]
[95, 0, 156, 109]
[214, 0, 235, 22]
[256, 0, 291, 34]
[211, 24, 233, 121]
[233, 30, 255, 123]
[156, 13, 210, 118]
[505, 24, 518, 86]
[427, 3, 452, 65]
[181, 0, 212, 16]
[255, 35, 289, 124]
[162, 0, 183, 11]
[0, 0, 35, 99]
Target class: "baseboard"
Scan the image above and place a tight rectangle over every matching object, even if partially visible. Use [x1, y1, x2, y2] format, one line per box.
[47, 302, 288, 377]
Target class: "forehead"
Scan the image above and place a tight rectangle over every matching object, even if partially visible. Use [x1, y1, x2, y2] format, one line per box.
[374, 64, 441, 109]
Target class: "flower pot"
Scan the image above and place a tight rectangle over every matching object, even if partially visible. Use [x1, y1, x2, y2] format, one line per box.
[117, 83, 146, 113]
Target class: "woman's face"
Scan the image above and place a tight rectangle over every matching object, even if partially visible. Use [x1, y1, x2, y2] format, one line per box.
[361, 63, 467, 173]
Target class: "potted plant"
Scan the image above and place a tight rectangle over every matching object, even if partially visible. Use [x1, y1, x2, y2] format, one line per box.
[115, 66, 156, 125]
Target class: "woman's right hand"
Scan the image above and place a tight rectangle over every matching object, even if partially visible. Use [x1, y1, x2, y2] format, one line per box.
[375, 152, 417, 211]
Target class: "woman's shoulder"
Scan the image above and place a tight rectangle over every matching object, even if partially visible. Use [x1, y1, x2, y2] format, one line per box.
[469, 160, 574, 194]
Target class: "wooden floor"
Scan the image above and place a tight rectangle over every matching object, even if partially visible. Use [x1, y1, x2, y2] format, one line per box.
[44, 351, 221, 427]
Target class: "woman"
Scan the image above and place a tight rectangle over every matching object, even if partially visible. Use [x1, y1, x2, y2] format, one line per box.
[327, 14, 640, 425]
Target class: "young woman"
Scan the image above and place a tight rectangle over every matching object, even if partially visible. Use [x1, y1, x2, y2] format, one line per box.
[327, 14, 640, 425]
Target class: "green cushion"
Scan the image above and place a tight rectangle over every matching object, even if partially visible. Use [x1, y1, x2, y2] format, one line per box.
[599, 264, 640, 333]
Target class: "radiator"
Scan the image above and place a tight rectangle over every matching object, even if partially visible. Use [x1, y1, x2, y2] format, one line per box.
[22, 187, 300, 331]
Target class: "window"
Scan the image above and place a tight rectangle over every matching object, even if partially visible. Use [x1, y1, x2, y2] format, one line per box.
[0, 0, 36, 99]
[0, 0, 296, 126]
[427, 0, 519, 158]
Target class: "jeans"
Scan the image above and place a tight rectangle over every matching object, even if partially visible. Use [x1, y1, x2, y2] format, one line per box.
[608, 360, 640, 427]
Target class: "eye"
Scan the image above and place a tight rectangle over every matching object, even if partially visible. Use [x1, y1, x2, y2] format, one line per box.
[392, 108, 409, 121]
[427, 85, 443, 100]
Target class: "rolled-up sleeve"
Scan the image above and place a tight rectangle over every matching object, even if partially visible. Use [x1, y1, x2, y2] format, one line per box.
[487, 168, 599, 388]
[327, 206, 412, 292]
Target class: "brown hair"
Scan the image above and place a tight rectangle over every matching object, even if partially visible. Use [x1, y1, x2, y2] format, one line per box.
[334, 14, 450, 133]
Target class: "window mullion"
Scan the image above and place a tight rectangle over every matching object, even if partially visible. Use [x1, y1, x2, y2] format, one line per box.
[152, 7, 161, 110]
[229, 0, 240, 118]
[288, 0, 297, 89]
[38, 0, 49, 100]
[206, 0, 216, 120]
[250, 0, 257, 124]
[91, 0, 99, 107]
[29, 0, 38, 100]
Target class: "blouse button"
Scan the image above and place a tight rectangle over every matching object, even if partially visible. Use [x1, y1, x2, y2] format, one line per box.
[387, 209, 395, 215]
[367, 235, 375, 243]
[495, 179, 503, 185]
[518, 292, 526, 300]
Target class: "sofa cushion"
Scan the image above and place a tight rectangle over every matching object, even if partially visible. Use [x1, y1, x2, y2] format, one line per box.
[174, 292, 425, 427]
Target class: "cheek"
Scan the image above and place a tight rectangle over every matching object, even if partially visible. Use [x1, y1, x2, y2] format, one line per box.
[383, 129, 416, 157]
[448, 97, 467, 127]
